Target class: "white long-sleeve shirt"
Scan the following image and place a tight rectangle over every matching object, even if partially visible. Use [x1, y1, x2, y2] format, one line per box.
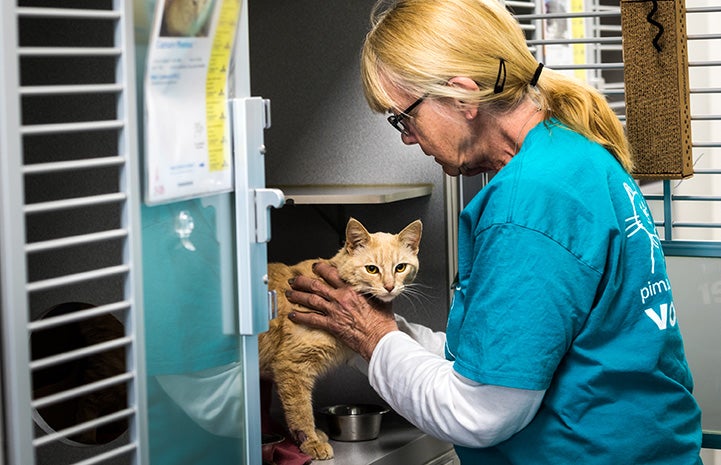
[367, 316, 545, 448]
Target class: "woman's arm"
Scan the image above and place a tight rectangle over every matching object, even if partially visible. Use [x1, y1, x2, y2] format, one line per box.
[394, 313, 446, 356]
[369, 331, 544, 448]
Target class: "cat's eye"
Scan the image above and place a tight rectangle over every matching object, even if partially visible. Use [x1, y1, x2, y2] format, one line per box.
[395, 264, 407, 273]
[365, 265, 379, 274]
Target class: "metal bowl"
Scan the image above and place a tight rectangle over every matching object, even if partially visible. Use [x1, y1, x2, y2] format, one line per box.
[320, 404, 389, 442]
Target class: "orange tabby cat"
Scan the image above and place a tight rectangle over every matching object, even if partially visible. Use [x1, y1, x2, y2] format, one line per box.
[259, 217, 422, 460]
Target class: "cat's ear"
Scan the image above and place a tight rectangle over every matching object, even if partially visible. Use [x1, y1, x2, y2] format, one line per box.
[345, 217, 371, 251]
[398, 220, 423, 253]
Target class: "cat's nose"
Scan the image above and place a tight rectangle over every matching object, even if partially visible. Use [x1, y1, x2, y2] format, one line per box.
[384, 284, 394, 292]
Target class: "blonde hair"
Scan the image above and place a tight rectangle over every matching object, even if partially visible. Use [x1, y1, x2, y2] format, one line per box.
[361, 0, 634, 172]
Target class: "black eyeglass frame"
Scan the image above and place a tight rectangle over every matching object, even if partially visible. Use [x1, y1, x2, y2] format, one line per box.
[387, 94, 427, 135]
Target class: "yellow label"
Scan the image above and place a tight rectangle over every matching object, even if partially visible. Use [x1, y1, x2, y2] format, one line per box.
[205, 0, 240, 172]
[570, 0, 586, 82]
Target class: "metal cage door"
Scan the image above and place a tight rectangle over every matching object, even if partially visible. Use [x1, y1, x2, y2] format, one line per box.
[0, 0, 148, 464]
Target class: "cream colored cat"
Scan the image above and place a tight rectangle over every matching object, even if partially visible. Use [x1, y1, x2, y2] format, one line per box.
[259, 217, 422, 460]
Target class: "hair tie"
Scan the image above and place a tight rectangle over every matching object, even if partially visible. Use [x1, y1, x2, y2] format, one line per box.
[494, 58, 506, 94]
[530, 62, 544, 87]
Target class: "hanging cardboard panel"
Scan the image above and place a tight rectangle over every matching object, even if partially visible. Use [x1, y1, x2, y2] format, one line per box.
[621, 0, 693, 179]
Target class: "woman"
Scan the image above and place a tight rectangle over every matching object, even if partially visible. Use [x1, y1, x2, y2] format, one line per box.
[286, 0, 703, 463]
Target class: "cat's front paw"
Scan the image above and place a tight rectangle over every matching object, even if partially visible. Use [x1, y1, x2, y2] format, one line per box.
[315, 428, 329, 442]
[300, 438, 334, 460]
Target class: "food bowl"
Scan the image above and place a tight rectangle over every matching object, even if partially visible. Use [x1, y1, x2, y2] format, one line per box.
[320, 404, 389, 442]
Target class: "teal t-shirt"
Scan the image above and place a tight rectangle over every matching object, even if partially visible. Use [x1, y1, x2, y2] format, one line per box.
[446, 121, 702, 464]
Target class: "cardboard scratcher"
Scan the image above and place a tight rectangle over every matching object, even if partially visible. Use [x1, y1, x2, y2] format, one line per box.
[621, 0, 693, 179]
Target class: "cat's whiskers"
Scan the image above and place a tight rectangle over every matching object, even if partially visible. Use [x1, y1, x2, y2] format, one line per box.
[397, 283, 432, 305]
[393, 283, 435, 320]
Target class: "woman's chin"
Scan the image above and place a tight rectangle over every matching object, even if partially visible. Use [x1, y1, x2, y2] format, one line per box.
[441, 165, 461, 176]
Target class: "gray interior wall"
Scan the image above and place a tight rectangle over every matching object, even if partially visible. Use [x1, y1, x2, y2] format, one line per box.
[666, 256, 721, 433]
[248, 1, 453, 407]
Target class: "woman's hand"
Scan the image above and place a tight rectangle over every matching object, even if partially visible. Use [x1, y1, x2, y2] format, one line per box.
[285, 262, 399, 361]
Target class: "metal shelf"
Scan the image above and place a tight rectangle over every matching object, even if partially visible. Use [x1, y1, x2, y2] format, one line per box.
[271, 183, 433, 205]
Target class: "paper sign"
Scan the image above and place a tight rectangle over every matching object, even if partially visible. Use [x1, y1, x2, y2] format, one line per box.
[144, 0, 240, 204]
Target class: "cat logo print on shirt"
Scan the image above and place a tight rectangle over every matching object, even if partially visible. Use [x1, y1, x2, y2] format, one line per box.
[623, 182, 677, 331]
[623, 182, 662, 274]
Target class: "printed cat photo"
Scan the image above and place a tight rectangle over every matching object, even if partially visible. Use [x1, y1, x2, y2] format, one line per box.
[259, 217, 423, 460]
[161, 0, 213, 37]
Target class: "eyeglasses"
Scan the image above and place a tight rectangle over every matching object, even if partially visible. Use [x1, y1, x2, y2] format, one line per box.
[387, 94, 426, 135]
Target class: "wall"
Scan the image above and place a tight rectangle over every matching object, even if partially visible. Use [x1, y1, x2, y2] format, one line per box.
[248, 0, 452, 407]
[667, 256, 721, 461]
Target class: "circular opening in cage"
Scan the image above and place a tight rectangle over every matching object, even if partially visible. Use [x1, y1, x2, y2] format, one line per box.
[31, 302, 128, 446]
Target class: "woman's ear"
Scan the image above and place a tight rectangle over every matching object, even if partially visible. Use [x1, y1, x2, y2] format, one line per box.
[447, 76, 479, 120]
